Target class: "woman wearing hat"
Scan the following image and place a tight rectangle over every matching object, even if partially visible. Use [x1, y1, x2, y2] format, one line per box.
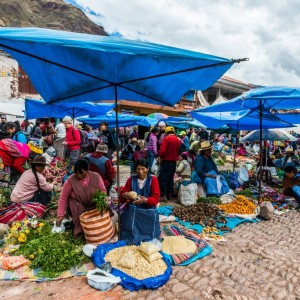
[282, 147, 299, 169]
[194, 141, 229, 195]
[179, 131, 190, 152]
[10, 155, 55, 204]
[84, 144, 116, 192]
[0, 155, 53, 224]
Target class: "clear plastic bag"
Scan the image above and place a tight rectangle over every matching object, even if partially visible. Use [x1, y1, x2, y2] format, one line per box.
[86, 268, 121, 291]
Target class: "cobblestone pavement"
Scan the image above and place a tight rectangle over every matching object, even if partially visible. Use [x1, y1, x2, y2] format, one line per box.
[1, 210, 300, 300]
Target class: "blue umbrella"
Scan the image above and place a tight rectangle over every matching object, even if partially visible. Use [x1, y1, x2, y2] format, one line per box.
[78, 112, 141, 127]
[191, 86, 300, 198]
[25, 98, 114, 119]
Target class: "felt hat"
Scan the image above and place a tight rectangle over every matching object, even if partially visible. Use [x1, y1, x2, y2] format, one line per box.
[96, 144, 108, 153]
[131, 137, 138, 142]
[200, 141, 212, 151]
[0, 115, 6, 119]
[286, 147, 294, 153]
[30, 155, 48, 165]
[165, 126, 175, 133]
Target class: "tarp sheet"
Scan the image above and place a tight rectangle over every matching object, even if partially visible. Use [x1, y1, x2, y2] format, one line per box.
[0, 27, 234, 107]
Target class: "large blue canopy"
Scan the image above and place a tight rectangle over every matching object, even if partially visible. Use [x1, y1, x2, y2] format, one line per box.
[25, 98, 114, 119]
[194, 86, 300, 113]
[165, 116, 205, 129]
[0, 27, 236, 106]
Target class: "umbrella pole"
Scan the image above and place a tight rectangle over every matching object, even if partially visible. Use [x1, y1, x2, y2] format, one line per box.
[258, 100, 263, 203]
[114, 85, 121, 239]
[233, 122, 239, 172]
[72, 108, 75, 126]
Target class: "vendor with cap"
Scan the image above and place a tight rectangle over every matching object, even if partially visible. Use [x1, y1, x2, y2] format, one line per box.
[179, 130, 190, 152]
[157, 121, 166, 147]
[194, 141, 221, 194]
[84, 143, 116, 192]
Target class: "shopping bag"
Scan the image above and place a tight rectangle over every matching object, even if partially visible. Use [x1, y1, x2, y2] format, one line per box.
[151, 158, 159, 174]
[178, 182, 197, 206]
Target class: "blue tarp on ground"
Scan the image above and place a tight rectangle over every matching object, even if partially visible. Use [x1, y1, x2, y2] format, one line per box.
[25, 98, 114, 119]
[0, 27, 234, 107]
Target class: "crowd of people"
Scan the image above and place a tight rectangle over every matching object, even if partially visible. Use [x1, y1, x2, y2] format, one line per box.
[1, 113, 300, 242]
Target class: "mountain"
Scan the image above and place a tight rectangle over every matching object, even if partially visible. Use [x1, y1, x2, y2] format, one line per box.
[0, 0, 108, 36]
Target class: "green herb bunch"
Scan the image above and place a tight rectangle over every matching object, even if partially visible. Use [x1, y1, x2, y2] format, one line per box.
[197, 196, 222, 205]
[15, 226, 87, 278]
[235, 188, 253, 198]
[92, 189, 108, 215]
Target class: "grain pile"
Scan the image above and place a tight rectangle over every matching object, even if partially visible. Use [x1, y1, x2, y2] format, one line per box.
[162, 236, 197, 254]
[104, 245, 167, 280]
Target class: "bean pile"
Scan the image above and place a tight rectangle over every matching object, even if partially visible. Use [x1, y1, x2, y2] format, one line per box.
[105, 245, 167, 280]
[173, 203, 224, 226]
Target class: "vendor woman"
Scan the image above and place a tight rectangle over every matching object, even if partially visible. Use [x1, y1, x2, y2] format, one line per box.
[120, 158, 160, 244]
[194, 141, 228, 195]
[56, 159, 106, 237]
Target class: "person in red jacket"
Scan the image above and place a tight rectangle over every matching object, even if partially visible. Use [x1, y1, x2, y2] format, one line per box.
[158, 126, 182, 201]
[84, 144, 116, 192]
[62, 116, 81, 171]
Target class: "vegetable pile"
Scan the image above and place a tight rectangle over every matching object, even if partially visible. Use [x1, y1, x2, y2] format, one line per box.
[173, 203, 226, 226]
[4, 218, 87, 278]
[218, 195, 256, 215]
[0, 186, 12, 208]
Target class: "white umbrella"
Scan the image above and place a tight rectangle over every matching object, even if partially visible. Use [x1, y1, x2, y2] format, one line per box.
[241, 129, 297, 142]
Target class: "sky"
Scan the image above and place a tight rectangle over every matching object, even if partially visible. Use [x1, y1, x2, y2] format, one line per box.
[65, 0, 300, 87]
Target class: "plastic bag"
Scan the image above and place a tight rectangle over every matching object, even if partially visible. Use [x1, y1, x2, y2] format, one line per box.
[238, 166, 249, 185]
[151, 158, 158, 174]
[86, 268, 121, 291]
[1, 255, 30, 270]
[118, 251, 136, 269]
[138, 242, 160, 256]
[141, 251, 162, 263]
[178, 182, 197, 206]
[51, 221, 66, 233]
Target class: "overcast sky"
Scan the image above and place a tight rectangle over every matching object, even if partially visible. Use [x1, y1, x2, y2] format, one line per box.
[65, 0, 300, 87]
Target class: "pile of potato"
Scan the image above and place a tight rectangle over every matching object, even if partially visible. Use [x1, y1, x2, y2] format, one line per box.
[173, 203, 226, 226]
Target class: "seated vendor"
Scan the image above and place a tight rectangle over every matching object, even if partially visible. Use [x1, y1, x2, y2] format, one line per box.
[237, 143, 247, 156]
[282, 148, 299, 169]
[176, 153, 191, 179]
[10, 155, 55, 205]
[283, 166, 300, 204]
[56, 159, 106, 237]
[120, 158, 160, 244]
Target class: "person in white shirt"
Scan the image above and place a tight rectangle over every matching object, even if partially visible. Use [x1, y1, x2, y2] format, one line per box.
[53, 119, 66, 159]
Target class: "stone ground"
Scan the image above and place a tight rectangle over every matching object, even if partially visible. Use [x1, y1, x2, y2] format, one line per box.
[1, 210, 300, 300]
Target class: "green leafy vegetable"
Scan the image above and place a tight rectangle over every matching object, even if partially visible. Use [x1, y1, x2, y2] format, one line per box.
[92, 189, 108, 215]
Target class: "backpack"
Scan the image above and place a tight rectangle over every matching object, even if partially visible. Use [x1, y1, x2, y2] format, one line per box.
[72, 128, 89, 148]
[14, 131, 30, 144]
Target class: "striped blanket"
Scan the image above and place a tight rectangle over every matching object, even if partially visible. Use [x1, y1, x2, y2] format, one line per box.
[160, 225, 208, 265]
[0, 202, 47, 224]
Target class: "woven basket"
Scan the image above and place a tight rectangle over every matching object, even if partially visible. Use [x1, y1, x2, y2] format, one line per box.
[79, 209, 115, 245]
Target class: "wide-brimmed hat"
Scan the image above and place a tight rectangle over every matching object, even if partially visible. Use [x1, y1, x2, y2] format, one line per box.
[96, 144, 108, 153]
[131, 137, 138, 142]
[165, 126, 175, 133]
[286, 147, 294, 153]
[30, 155, 48, 165]
[200, 141, 212, 151]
